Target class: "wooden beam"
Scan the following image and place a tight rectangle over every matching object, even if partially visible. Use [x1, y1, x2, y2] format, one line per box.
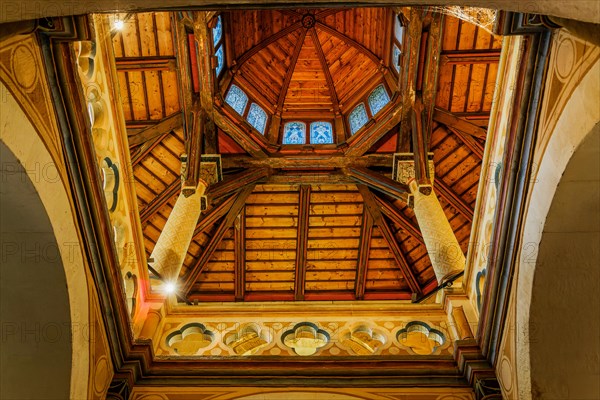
[212, 105, 269, 158]
[345, 166, 409, 202]
[276, 28, 307, 111]
[234, 208, 246, 301]
[234, 22, 303, 68]
[267, 171, 353, 185]
[440, 49, 501, 65]
[206, 167, 270, 202]
[183, 103, 204, 190]
[130, 131, 170, 166]
[173, 15, 194, 140]
[422, 13, 444, 144]
[182, 186, 254, 295]
[203, 116, 218, 154]
[310, 28, 340, 113]
[448, 127, 484, 159]
[127, 112, 182, 147]
[433, 107, 488, 140]
[115, 56, 176, 71]
[344, 97, 403, 156]
[374, 196, 424, 245]
[193, 12, 215, 109]
[315, 21, 380, 64]
[221, 153, 394, 169]
[294, 185, 311, 301]
[398, 8, 423, 157]
[139, 180, 179, 224]
[354, 209, 373, 300]
[193, 194, 237, 236]
[435, 179, 474, 222]
[358, 185, 422, 295]
[412, 96, 430, 187]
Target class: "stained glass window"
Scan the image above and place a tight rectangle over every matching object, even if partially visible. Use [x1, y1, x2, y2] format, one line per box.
[310, 122, 334, 144]
[225, 85, 248, 116]
[368, 85, 391, 116]
[247, 103, 267, 134]
[213, 15, 222, 47]
[215, 45, 224, 75]
[392, 44, 401, 73]
[349, 104, 369, 135]
[283, 122, 306, 144]
[394, 15, 404, 43]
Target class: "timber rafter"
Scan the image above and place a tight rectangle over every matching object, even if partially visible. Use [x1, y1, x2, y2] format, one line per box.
[357, 185, 422, 295]
[127, 112, 183, 147]
[315, 21, 381, 65]
[206, 167, 270, 203]
[139, 180, 180, 224]
[345, 166, 409, 202]
[309, 28, 340, 113]
[276, 28, 308, 112]
[233, 22, 304, 68]
[182, 186, 255, 296]
[435, 179, 474, 222]
[294, 185, 311, 300]
[355, 209, 373, 300]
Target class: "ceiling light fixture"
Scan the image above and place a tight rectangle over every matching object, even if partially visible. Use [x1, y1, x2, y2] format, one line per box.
[164, 282, 176, 294]
[113, 18, 125, 31]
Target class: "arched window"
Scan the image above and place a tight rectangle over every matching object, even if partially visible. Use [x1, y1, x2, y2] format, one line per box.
[215, 45, 224, 76]
[310, 122, 334, 144]
[213, 15, 222, 46]
[225, 85, 248, 116]
[391, 13, 405, 73]
[212, 15, 225, 76]
[368, 85, 391, 116]
[283, 122, 306, 144]
[348, 104, 369, 135]
[246, 103, 267, 134]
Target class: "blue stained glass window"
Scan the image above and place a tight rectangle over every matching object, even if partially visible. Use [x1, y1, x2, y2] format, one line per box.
[348, 104, 369, 135]
[213, 16, 222, 47]
[247, 103, 267, 134]
[225, 85, 248, 116]
[310, 122, 334, 144]
[215, 45, 224, 75]
[392, 44, 401, 73]
[368, 85, 391, 116]
[283, 122, 306, 144]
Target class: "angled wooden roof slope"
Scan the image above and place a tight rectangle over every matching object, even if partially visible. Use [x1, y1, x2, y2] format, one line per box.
[111, 9, 502, 303]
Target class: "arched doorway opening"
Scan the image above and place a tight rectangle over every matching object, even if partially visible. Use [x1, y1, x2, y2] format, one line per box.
[0, 141, 72, 399]
[528, 122, 600, 398]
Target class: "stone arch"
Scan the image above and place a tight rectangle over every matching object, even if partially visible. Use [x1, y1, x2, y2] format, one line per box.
[0, 81, 90, 399]
[515, 58, 600, 398]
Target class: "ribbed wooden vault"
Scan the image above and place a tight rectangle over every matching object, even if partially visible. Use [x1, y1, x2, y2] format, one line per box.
[111, 8, 501, 303]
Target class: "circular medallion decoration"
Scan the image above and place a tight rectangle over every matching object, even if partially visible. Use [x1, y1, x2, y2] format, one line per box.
[11, 45, 38, 92]
[93, 355, 110, 395]
[302, 14, 316, 29]
[499, 356, 513, 392]
[555, 36, 576, 81]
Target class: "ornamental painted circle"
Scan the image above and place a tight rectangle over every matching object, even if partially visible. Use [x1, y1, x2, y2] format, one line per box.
[302, 14, 316, 29]
[11, 44, 38, 92]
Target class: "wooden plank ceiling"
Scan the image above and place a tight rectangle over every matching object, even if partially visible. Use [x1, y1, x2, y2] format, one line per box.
[110, 9, 502, 303]
[228, 8, 390, 119]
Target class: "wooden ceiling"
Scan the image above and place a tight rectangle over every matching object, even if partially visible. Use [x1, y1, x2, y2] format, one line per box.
[227, 8, 390, 120]
[111, 8, 502, 303]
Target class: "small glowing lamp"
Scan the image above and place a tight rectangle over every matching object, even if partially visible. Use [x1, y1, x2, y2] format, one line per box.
[113, 19, 125, 31]
[164, 282, 176, 294]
